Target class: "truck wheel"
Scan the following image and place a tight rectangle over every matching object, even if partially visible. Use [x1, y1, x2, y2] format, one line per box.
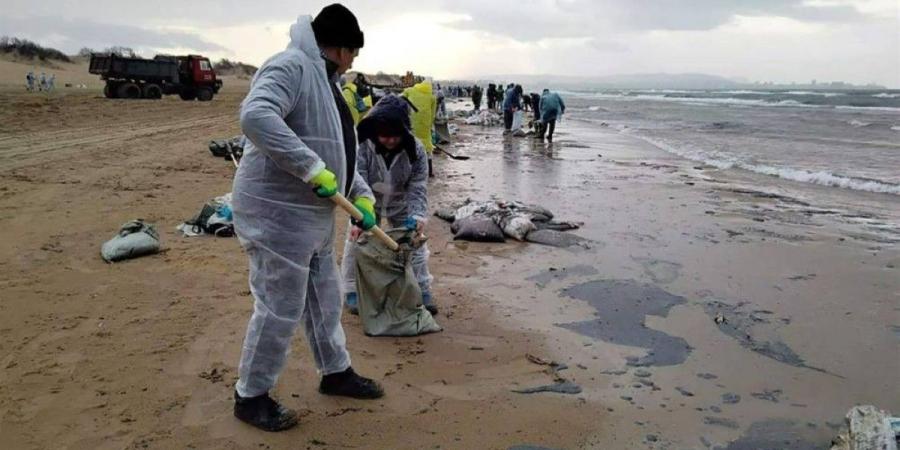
[143, 84, 163, 99]
[117, 83, 141, 99]
[196, 88, 213, 102]
[103, 83, 117, 99]
[179, 90, 196, 101]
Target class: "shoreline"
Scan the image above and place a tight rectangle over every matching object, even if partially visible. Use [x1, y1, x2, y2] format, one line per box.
[0, 89, 896, 449]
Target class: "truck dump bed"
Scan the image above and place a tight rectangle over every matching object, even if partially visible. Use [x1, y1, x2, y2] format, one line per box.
[89, 54, 178, 82]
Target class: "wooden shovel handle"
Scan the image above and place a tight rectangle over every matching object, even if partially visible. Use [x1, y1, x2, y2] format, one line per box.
[331, 193, 400, 251]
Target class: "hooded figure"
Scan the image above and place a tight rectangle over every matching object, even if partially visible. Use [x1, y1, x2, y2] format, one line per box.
[231, 5, 384, 433]
[471, 85, 482, 110]
[401, 81, 437, 154]
[340, 94, 435, 315]
[539, 89, 566, 142]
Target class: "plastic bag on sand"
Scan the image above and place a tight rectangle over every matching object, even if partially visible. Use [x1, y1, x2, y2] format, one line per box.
[511, 110, 525, 131]
[495, 211, 535, 241]
[355, 229, 442, 337]
[464, 114, 482, 125]
[451, 215, 505, 242]
[453, 200, 499, 222]
[101, 220, 160, 262]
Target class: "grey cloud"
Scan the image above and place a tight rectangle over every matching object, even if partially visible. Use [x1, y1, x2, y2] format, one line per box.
[0, 15, 227, 54]
[438, 0, 865, 41]
[1, 0, 414, 28]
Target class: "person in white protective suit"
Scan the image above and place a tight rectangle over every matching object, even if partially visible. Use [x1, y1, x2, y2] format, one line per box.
[231, 4, 384, 432]
[340, 94, 436, 316]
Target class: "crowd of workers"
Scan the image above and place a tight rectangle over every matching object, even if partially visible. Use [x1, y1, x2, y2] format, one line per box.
[229, 3, 567, 432]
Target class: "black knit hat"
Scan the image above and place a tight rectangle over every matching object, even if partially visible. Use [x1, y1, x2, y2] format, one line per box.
[312, 4, 364, 49]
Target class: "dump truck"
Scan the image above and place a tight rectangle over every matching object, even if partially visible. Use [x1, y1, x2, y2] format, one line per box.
[89, 53, 223, 101]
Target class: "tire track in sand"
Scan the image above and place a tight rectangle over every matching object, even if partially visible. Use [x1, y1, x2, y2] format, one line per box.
[0, 113, 237, 171]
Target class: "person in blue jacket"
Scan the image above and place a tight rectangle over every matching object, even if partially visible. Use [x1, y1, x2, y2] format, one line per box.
[539, 89, 566, 142]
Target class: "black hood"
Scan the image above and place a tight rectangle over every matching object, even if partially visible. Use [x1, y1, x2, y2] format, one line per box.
[356, 94, 418, 161]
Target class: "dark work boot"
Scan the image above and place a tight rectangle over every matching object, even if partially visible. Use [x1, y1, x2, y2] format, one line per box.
[233, 391, 298, 432]
[319, 367, 384, 399]
[422, 291, 438, 316]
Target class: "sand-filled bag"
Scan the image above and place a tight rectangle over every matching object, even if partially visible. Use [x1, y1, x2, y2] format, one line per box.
[354, 229, 441, 336]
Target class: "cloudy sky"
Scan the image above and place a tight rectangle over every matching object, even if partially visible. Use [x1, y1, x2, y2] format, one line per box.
[2, 0, 898, 86]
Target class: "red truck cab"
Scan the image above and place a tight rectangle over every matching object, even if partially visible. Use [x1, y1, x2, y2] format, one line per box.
[190, 56, 217, 84]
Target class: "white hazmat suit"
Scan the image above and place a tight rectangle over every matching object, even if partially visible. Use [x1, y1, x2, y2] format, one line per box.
[232, 15, 373, 398]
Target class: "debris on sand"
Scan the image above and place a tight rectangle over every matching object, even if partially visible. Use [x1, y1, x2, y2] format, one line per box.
[525, 230, 592, 249]
[703, 416, 740, 429]
[208, 135, 244, 163]
[463, 110, 503, 126]
[100, 219, 160, 262]
[435, 199, 585, 246]
[512, 381, 582, 395]
[829, 405, 898, 450]
[178, 193, 234, 237]
[703, 300, 833, 375]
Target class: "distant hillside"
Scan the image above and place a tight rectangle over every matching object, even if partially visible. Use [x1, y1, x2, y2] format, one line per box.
[213, 59, 257, 78]
[0, 37, 71, 63]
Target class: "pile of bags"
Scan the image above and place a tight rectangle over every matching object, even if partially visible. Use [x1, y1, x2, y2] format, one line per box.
[434, 199, 586, 247]
[463, 110, 503, 126]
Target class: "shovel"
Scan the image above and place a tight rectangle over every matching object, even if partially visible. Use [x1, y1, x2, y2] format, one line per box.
[331, 193, 400, 251]
[434, 145, 470, 160]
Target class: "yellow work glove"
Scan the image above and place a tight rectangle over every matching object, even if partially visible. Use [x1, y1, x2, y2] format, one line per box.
[352, 197, 376, 230]
[309, 168, 338, 198]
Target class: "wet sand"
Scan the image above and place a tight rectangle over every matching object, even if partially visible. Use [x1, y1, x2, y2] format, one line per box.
[432, 101, 899, 448]
[0, 86, 897, 449]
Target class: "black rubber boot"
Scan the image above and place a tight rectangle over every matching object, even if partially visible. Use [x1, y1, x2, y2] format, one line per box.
[319, 367, 384, 399]
[422, 291, 438, 316]
[233, 391, 298, 432]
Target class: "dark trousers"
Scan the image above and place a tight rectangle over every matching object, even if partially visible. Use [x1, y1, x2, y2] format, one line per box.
[540, 120, 556, 140]
[503, 110, 513, 130]
[473, 99, 481, 110]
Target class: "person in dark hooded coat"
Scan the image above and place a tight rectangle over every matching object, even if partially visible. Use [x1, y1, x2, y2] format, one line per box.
[340, 94, 437, 316]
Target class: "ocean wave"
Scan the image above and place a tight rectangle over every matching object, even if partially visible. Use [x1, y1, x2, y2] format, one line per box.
[848, 120, 872, 127]
[872, 93, 900, 98]
[630, 134, 900, 195]
[722, 90, 776, 95]
[570, 91, 900, 111]
[891, 126, 900, 132]
[784, 91, 842, 97]
[836, 105, 900, 113]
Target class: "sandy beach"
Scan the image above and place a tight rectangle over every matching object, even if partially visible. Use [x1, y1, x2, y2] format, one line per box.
[0, 76, 898, 450]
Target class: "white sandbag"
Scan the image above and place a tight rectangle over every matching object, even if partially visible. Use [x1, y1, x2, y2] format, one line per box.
[511, 110, 525, 131]
[495, 211, 536, 241]
[101, 220, 160, 262]
[453, 200, 499, 222]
